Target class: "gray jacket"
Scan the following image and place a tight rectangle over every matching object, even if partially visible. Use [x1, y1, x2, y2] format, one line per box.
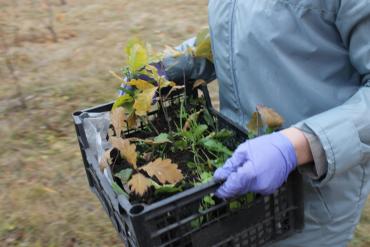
[170, 0, 370, 246]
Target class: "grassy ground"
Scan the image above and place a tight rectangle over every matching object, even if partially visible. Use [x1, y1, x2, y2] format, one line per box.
[0, 1, 368, 246]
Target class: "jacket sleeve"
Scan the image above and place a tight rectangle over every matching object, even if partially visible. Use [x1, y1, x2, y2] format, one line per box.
[294, 0, 370, 187]
[163, 37, 216, 84]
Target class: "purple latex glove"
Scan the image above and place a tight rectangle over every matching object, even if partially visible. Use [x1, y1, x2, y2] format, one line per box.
[214, 132, 297, 198]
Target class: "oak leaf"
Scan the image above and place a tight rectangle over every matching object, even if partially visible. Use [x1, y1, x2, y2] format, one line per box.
[128, 173, 152, 196]
[141, 158, 183, 184]
[111, 107, 126, 137]
[133, 87, 157, 116]
[257, 105, 284, 129]
[127, 113, 137, 129]
[129, 79, 155, 90]
[110, 137, 137, 168]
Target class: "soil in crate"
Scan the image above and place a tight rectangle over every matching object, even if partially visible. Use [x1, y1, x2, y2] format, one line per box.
[109, 100, 238, 205]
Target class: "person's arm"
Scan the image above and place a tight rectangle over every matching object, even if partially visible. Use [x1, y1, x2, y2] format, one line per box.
[280, 128, 313, 166]
[213, 0, 370, 198]
[292, 0, 370, 187]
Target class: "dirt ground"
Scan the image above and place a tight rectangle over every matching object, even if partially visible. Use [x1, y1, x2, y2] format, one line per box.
[0, 0, 368, 246]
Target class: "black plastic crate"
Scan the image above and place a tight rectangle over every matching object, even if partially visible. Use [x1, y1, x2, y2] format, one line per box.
[73, 86, 304, 247]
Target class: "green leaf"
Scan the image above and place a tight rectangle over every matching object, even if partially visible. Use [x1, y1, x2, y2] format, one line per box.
[207, 129, 234, 141]
[115, 168, 133, 184]
[152, 181, 183, 195]
[200, 139, 232, 156]
[153, 133, 171, 144]
[112, 94, 134, 110]
[112, 181, 129, 197]
[192, 124, 208, 139]
[210, 158, 227, 169]
[200, 172, 213, 183]
[203, 109, 215, 130]
[174, 140, 187, 151]
[203, 195, 215, 207]
[229, 200, 242, 210]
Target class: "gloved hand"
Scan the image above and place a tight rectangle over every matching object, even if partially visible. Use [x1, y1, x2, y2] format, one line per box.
[213, 132, 297, 198]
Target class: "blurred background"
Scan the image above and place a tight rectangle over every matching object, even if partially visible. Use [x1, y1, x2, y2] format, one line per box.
[0, 0, 369, 246]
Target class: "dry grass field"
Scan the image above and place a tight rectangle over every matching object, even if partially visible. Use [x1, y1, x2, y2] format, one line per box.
[0, 1, 369, 246]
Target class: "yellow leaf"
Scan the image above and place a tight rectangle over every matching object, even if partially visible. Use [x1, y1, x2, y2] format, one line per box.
[111, 107, 126, 136]
[128, 173, 152, 196]
[128, 43, 148, 73]
[159, 79, 175, 88]
[256, 105, 284, 129]
[141, 158, 183, 184]
[110, 137, 137, 168]
[129, 79, 155, 90]
[144, 64, 160, 82]
[195, 28, 213, 62]
[133, 87, 157, 116]
[125, 38, 145, 57]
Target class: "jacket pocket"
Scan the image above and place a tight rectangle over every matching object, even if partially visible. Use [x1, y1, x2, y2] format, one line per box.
[306, 185, 333, 225]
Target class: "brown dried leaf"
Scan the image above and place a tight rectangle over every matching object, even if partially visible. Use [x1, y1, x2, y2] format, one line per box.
[141, 158, 183, 184]
[257, 105, 284, 129]
[247, 112, 263, 136]
[110, 137, 137, 168]
[192, 79, 206, 89]
[128, 173, 152, 196]
[127, 114, 137, 129]
[111, 107, 126, 137]
[99, 148, 113, 172]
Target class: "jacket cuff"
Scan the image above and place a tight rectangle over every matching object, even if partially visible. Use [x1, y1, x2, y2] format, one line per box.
[294, 110, 363, 187]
